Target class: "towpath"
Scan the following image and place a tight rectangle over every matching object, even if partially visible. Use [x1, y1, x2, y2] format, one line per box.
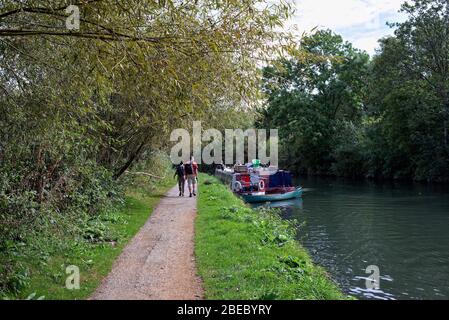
[91, 186, 203, 300]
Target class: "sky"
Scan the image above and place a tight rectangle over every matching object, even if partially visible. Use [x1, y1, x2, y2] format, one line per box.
[289, 0, 408, 55]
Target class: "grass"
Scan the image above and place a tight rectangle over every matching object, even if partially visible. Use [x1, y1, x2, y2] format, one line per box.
[195, 173, 348, 300]
[8, 176, 174, 300]
[4, 171, 347, 300]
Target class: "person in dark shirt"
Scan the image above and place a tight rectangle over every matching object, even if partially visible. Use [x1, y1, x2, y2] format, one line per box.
[173, 161, 185, 197]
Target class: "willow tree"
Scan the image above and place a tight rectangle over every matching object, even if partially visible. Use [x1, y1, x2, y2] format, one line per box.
[0, 0, 298, 245]
[0, 0, 295, 186]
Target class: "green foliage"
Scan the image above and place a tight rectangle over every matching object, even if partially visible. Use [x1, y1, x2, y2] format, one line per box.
[0, 1, 294, 298]
[0, 146, 172, 297]
[365, 0, 449, 181]
[0, 258, 30, 295]
[196, 174, 347, 300]
[0, 0, 294, 243]
[0, 173, 173, 299]
[330, 122, 366, 178]
[259, 29, 369, 176]
[259, 2, 449, 182]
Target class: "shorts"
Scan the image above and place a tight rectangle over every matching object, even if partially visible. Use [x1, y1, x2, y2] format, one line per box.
[187, 174, 197, 187]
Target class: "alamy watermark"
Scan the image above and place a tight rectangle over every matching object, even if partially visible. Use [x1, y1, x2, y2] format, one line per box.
[65, 265, 80, 290]
[170, 121, 279, 166]
[65, 5, 80, 31]
[365, 265, 380, 290]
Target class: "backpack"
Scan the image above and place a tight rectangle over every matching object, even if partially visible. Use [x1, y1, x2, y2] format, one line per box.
[176, 164, 185, 177]
[185, 162, 194, 175]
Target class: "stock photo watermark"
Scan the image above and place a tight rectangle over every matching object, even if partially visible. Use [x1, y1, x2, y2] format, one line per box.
[65, 265, 80, 290]
[365, 265, 380, 290]
[170, 121, 279, 167]
[65, 5, 80, 31]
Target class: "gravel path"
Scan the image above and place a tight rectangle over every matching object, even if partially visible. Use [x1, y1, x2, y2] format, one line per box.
[91, 186, 203, 300]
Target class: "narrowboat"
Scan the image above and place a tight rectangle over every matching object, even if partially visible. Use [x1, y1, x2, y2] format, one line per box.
[215, 161, 303, 204]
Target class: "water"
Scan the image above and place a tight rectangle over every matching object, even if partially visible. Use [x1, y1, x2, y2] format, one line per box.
[255, 176, 449, 300]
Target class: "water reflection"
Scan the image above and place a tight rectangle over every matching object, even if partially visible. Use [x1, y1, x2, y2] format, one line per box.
[252, 198, 304, 210]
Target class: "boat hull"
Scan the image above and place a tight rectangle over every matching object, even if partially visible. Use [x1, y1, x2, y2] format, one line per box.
[241, 188, 303, 203]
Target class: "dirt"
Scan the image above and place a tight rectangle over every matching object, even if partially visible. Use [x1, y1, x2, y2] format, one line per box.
[90, 186, 204, 300]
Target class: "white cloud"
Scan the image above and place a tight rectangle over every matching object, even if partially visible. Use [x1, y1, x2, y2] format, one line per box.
[288, 0, 407, 54]
[352, 35, 383, 54]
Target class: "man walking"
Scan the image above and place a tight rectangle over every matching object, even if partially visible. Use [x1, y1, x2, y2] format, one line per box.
[174, 161, 185, 197]
[185, 156, 198, 197]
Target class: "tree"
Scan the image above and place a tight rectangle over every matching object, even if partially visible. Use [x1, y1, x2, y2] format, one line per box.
[259, 1, 449, 182]
[365, 0, 449, 181]
[259, 30, 369, 175]
[392, 0, 449, 147]
[0, 0, 295, 245]
[1, 0, 295, 183]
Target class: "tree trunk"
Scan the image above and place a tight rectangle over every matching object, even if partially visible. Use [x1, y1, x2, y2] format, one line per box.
[113, 141, 146, 180]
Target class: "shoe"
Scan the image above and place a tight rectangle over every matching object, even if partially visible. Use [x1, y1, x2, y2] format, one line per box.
[189, 193, 192, 198]
[179, 192, 182, 196]
[193, 193, 197, 197]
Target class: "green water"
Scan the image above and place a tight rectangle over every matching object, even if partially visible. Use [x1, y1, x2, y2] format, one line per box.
[256, 176, 449, 300]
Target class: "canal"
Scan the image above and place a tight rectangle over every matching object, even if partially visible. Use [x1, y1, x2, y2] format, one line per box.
[255, 176, 449, 300]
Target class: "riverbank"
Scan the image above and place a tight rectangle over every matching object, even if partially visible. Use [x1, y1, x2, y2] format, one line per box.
[195, 174, 347, 300]
[0, 176, 173, 300]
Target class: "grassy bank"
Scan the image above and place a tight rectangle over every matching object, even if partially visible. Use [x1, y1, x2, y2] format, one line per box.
[195, 174, 347, 300]
[1, 176, 173, 300]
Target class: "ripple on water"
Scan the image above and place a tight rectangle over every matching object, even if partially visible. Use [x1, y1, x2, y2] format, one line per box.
[271, 177, 449, 300]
